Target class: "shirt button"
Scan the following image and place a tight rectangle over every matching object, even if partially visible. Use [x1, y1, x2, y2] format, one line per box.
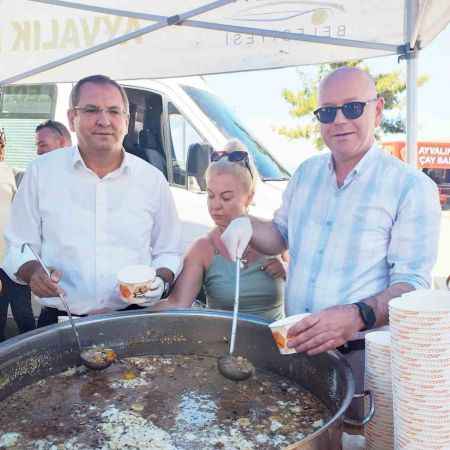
[326, 220, 333, 226]
[305, 307, 310, 312]
[318, 249, 324, 255]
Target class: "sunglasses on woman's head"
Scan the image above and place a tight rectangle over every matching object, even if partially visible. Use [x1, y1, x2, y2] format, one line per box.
[313, 98, 378, 124]
[210, 150, 253, 178]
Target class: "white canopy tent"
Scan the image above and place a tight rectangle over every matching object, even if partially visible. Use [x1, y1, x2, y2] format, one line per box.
[1, 0, 450, 165]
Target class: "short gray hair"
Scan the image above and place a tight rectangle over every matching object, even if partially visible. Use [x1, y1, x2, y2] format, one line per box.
[206, 139, 256, 195]
[69, 74, 129, 115]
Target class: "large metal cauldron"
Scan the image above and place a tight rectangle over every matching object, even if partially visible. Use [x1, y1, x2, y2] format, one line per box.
[0, 310, 356, 449]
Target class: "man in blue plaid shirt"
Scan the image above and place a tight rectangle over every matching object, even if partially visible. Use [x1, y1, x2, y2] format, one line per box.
[221, 66, 441, 421]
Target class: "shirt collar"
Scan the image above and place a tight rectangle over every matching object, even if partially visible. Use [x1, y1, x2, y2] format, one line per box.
[71, 145, 84, 169]
[327, 143, 380, 177]
[71, 145, 131, 176]
[351, 143, 380, 176]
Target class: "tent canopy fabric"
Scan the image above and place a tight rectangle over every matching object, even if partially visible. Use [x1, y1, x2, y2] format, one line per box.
[1, 0, 450, 85]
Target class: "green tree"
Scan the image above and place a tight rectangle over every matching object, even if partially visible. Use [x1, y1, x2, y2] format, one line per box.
[278, 61, 428, 150]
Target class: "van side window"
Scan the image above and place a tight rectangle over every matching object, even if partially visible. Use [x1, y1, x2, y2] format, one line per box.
[123, 88, 167, 178]
[168, 103, 203, 187]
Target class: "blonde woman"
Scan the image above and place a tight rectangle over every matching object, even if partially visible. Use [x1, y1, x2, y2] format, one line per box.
[154, 140, 285, 321]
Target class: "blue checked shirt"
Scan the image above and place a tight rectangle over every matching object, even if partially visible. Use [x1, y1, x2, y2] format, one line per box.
[274, 145, 441, 316]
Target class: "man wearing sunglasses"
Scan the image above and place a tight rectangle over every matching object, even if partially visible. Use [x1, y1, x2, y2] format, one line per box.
[35, 120, 72, 156]
[3, 74, 182, 325]
[221, 67, 441, 421]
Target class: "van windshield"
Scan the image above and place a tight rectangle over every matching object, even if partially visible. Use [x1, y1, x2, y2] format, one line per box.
[181, 85, 290, 180]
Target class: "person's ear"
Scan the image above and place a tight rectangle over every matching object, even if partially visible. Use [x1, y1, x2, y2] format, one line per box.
[67, 109, 76, 132]
[58, 136, 66, 148]
[245, 191, 255, 209]
[374, 96, 384, 127]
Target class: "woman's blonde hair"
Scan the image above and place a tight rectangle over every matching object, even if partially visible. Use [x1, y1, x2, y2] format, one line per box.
[206, 139, 256, 195]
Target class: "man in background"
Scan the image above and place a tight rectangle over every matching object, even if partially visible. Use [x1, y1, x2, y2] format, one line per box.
[35, 120, 72, 155]
[0, 128, 35, 340]
[13, 120, 73, 188]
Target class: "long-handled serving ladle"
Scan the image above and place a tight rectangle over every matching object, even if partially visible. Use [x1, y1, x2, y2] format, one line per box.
[217, 257, 255, 381]
[21, 243, 117, 370]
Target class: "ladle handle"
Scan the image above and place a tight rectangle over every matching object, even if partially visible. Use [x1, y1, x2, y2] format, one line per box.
[229, 257, 241, 355]
[56, 291, 82, 352]
[22, 243, 82, 352]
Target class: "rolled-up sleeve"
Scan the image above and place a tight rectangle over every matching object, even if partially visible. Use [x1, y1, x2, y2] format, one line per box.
[273, 170, 301, 245]
[388, 173, 441, 289]
[150, 178, 182, 277]
[2, 165, 42, 283]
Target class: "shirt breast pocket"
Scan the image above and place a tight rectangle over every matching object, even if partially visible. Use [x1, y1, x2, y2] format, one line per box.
[111, 206, 154, 249]
[348, 207, 392, 262]
[41, 199, 91, 247]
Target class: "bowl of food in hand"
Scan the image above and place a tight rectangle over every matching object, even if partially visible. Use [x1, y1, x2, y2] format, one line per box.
[269, 313, 311, 355]
[117, 265, 161, 304]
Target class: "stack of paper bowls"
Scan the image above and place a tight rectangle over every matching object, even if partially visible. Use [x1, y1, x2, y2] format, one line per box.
[389, 290, 450, 449]
[364, 330, 394, 449]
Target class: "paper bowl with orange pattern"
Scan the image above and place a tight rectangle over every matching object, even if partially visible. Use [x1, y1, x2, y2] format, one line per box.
[269, 313, 311, 355]
[117, 265, 158, 304]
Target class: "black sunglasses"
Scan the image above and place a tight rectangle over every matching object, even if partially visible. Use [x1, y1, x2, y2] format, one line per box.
[210, 150, 253, 179]
[313, 98, 378, 124]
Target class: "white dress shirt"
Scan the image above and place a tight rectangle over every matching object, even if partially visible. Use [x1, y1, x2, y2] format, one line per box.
[274, 145, 441, 315]
[3, 146, 182, 314]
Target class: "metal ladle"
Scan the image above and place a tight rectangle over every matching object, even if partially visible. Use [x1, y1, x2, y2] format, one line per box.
[217, 257, 255, 381]
[21, 243, 116, 370]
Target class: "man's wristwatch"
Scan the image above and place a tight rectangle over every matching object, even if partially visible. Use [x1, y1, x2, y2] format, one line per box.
[354, 301, 376, 331]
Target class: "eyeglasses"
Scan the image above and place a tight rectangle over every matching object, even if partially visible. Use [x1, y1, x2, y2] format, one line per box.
[72, 106, 128, 118]
[210, 150, 253, 179]
[313, 98, 378, 124]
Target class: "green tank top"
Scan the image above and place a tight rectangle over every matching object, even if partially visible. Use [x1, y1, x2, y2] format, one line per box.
[204, 254, 285, 322]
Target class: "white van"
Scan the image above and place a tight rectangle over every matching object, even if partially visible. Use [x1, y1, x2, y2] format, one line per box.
[0, 77, 290, 250]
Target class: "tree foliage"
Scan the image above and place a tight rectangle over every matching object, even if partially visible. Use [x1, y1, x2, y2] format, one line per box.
[278, 61, 428, 150]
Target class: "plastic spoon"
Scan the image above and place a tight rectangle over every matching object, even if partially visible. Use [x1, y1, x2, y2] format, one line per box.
[217, 257, 255, 381]
[21, 243, 116, 370]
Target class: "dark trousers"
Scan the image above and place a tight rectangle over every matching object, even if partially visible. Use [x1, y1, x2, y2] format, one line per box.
[0, 269, 36, 341]
[37, 303, 145, 328]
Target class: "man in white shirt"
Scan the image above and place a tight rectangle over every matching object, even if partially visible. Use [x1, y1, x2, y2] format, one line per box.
[3, 75, 182, 326]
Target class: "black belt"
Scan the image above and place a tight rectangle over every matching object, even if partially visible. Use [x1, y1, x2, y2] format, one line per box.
[42, 304, 145, 315]
[41, 306, 86, 317]
[337, 339, 365, 354]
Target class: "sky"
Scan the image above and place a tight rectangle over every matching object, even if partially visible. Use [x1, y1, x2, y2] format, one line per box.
[204, 24, 450, 171]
